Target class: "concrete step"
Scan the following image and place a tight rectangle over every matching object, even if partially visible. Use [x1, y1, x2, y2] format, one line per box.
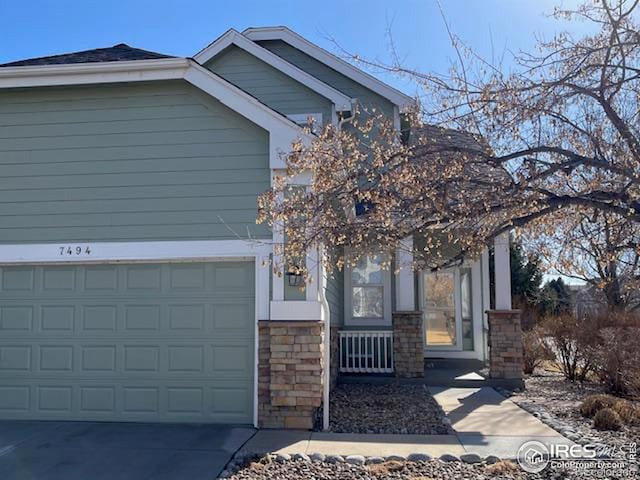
[424, 358, 486, 370]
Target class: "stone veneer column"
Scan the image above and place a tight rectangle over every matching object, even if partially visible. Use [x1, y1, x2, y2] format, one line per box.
[392, 311, 424, 378]
[257, 320, 324, 429]
[257, 322, 273, 426]
[487, 310, 524, 386]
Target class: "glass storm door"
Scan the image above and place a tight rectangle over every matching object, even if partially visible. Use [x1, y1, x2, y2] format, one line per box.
[422, 270, 463, 350]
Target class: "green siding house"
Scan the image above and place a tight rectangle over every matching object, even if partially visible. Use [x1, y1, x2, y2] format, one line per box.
[0, 27, 512, 430]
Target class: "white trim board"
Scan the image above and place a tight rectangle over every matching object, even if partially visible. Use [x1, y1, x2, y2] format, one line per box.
[242, 26, 415, 112]
[0, 239, 272, 265]
[195, 29, 353, 112]
[287, 112, 323, 134]
[0, 58, 311, 169]
[270, 300, 322, 321]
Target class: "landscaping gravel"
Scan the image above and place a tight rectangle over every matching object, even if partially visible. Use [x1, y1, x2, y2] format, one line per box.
[329, 383, 453, 434]
[220, 456, 587, 479]
[503, 371, 640, 450]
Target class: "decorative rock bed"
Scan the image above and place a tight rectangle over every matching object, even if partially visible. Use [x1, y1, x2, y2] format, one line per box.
[499, 372, 640, 451]
[217, 453, 575, 479]
[328, 383, 453, 434]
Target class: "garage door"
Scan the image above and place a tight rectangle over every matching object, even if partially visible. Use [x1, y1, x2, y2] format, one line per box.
[0, 261, 254, 424]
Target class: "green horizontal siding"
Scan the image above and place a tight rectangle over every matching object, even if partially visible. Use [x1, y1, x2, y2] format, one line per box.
[205, 46, 333, 123]
[326, 269, 344, 326]
[0, 81, 271, 243]
[257, 40, 395, 119]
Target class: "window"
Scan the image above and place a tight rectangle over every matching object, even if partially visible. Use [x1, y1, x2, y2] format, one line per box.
[352, 255, 384, 318]
[345, 253, 391, 326]
[460, 268, 474, 350]
[354, 199, 374, 216]
[286, 113, 323, 134]
[422, 267, 474, 350]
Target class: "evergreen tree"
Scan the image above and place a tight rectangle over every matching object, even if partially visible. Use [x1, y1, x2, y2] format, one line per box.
[511, 240, 543, 303]
[538, 277, 572, 317]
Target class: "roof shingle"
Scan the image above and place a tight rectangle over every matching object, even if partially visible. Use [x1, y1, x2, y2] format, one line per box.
[0, 44, 173, 67]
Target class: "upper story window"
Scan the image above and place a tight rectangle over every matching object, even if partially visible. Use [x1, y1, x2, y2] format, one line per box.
[355, 199, 374, 217]
[287, 113, 323, 134]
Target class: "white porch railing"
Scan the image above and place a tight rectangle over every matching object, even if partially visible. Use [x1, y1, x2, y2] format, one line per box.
[339, 330, 394, 373]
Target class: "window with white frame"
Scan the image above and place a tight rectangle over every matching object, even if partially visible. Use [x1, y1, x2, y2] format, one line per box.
[345, 253, 392, 326]
[286, 113, 323, 134]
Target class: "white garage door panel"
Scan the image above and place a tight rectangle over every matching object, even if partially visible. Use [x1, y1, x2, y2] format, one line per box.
[0, 262, 254, 424]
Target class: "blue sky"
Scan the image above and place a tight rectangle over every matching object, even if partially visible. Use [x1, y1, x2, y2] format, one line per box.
[1, 0, 587, 95]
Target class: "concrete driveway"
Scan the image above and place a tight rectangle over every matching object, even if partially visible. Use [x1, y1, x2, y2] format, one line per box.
[0, 421, 255, 480]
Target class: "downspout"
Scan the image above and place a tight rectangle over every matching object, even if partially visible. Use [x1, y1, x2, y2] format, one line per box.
[318, 106, 355, 431]
[318, 245, 331, 431]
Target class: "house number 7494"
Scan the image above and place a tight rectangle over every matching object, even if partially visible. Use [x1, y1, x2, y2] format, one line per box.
[59, 246, 92, 256]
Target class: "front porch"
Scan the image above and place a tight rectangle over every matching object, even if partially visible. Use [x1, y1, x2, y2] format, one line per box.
[258, 232, 523, 431]
[337, 357, 523, 389]
[334, 311, 524, 389]
[333, 233, 523, 388]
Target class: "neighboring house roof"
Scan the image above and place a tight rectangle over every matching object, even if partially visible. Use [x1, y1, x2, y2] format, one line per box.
[194, 29, 353, 113]
[411, 125, 484, 152]
[411, 125, 507, 193]
[0, 44, 173, 67]
[243, 26, 415, 112]
[0, 57, 310, 169]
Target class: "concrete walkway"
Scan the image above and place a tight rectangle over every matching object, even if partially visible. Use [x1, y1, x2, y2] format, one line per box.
[241, 430, 466, 457]
[241, 387, 573, 460]
[428, 386, 572, 458]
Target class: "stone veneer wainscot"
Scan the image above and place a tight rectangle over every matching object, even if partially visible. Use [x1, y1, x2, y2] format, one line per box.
[392, 311, 424, 378]
[258, 320, 324, 429]
[487, 310, 524, 388]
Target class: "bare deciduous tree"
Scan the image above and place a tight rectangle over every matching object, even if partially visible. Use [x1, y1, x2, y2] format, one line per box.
[258, 0, 640, 284]
[531, 210, 640, 310]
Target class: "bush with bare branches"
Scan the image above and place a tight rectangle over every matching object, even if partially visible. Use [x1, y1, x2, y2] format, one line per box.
[542, 314, 599, 382]
[522, 326, 554, 375]
[597, 326, 640, 397]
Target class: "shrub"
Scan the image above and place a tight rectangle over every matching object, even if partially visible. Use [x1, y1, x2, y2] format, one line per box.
[580, 394, 618, 418]
[593, 407, 623, 431]
[522, 327, 554, 374]
[485, 460, 520, 475]
[630, 371, 640, 399]
[542, 314, 599, 382]
[579, 394, 640, 427]
[596, 326, 640, 397]
[366, 461, 405, 475]
[611, 400, 640, 426]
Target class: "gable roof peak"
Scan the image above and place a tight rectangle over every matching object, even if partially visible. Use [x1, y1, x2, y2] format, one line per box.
[193, 28, 354, 112]
[242, 26, 415, 112]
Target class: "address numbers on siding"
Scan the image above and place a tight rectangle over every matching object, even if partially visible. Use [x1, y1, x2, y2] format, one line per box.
[59, 246, 92, 256]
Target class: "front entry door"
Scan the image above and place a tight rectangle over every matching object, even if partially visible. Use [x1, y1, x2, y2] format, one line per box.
[421, 270, 463, 351]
